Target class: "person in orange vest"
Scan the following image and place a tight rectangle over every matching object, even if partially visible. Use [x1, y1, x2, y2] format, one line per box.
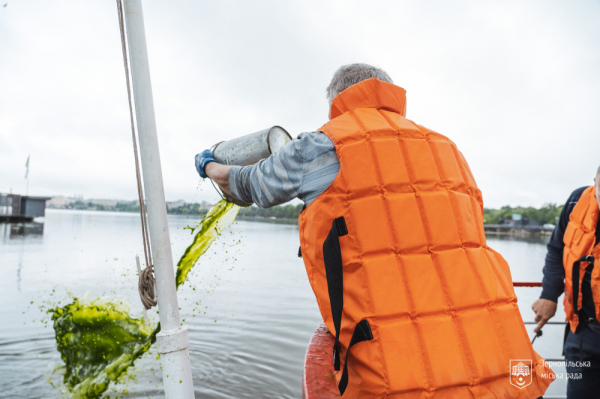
[532, 167, 600, 398]
[196, 64, 554, 398]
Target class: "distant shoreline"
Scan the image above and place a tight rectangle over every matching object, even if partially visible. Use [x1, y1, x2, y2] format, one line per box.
[46, 208, 554, 231]
[46, 208, 300, 225]
[46, 200, 563, 231]
[236, 216, 298, 225]
[47, 209, 556, 234]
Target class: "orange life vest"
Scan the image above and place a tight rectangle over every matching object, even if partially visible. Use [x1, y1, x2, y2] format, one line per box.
[298, 78, 553, 398]
[563, 185, 600, 332]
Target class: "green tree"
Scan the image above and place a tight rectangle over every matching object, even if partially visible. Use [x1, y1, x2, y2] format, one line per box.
[483, 204, 562, 225]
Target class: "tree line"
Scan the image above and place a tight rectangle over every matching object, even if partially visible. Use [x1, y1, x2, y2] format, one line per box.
[483, 204, 563, 225]
[237, 204, 304, 219]
[66, 200, 564, 226]
[237, 203, 563, 225]
[68, 201, 141, 213]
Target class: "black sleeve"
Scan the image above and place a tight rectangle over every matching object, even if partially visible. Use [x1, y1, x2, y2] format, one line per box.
[540, 186, 588, 302]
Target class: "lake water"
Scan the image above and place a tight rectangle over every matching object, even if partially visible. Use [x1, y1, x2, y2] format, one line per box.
[0, 209, 568, 398]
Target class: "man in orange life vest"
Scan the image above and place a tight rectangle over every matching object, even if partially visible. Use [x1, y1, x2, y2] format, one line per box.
[196, 64, 554, 398]
[532, 167, 600, 398]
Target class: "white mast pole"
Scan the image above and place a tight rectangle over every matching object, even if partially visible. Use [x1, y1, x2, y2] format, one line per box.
[122, 1, 195, 398]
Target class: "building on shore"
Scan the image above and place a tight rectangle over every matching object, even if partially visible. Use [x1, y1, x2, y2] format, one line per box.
[0, 194, 50, 222]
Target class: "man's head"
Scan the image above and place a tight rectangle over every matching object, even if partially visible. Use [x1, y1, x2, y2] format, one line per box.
[326, 63, 393, 105]
[595, 165, 600, 210]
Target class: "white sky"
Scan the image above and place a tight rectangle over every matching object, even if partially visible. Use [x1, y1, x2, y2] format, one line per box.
[1, 1, 599, 208]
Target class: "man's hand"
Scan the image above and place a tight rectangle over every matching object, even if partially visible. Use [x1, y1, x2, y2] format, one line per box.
[532, 298, 557, 333]
[194, 152, 234, 196]
[194, 152, 251, 205]
[195, 150, 216, 179]
[204, 162, 233, 195]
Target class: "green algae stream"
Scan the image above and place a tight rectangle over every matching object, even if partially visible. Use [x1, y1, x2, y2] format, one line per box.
[50, 200, 240, 398]
[175, 200, 240, 289]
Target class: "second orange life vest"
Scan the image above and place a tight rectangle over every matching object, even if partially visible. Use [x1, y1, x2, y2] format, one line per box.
[563, 185, 600, 332]
[298, 78, 554, 398]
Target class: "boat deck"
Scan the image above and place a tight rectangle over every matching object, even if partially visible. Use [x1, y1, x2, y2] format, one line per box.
[302, 323, 338, 399]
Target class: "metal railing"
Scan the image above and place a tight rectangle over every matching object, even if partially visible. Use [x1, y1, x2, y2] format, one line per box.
[516, 281, 567, 398]
[515, 281, 567, 363]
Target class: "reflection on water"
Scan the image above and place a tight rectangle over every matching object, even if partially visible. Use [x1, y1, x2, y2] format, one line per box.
[7, 222, 45, 238]
[2, 222, 45, 293]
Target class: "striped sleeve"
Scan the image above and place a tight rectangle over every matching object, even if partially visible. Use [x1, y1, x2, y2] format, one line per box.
[228, 131, 339, 208]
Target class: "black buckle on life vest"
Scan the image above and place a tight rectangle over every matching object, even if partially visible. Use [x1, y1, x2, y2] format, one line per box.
[335, 217, 348, 236]
[584, 255, 595, 264]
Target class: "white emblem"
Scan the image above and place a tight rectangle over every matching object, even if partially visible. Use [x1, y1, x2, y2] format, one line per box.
[510, 359, 533, 389]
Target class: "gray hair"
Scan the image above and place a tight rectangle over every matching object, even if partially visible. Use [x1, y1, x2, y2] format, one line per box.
[326, 63, 393, 103]
[597, 165, 600, 177]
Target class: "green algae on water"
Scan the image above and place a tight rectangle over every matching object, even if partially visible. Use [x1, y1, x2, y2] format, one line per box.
[50, 295, 157, 398]
[175, 200, 239, 288]
[50, 199, 240, 398]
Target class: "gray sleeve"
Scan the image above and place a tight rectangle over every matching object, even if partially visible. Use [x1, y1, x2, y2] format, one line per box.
[227, 138, 304, 208]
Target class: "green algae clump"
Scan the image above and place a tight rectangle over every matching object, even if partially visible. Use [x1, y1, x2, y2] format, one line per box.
[50, 295, 157, 398]
[176, 200, 240, 288]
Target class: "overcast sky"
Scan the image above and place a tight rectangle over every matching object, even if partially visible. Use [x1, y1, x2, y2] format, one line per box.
[1, 1, 599, 208]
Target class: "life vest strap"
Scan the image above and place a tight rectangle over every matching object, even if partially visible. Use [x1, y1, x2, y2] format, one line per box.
[572, 254, 595, 314]
[338, 319, 373, 396]
[323, 216, 348, 371]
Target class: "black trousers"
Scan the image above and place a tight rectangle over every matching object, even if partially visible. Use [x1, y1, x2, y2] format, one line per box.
[564, 324, 600, 399]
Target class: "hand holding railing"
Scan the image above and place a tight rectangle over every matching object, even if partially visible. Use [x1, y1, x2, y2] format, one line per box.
[514, 282, 566, 362]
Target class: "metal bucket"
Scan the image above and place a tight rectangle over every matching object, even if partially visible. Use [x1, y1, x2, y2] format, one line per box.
[213, 126, 292, 166]
[211, 126, 292, 207]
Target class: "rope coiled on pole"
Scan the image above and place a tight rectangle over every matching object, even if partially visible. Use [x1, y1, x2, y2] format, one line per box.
[116, 0, 157, 310]
[138, 265, 157, 309]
